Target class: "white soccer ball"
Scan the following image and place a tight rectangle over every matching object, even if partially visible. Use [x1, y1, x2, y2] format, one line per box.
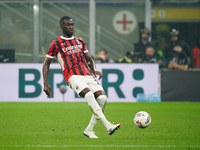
[134, 111, 151, 128]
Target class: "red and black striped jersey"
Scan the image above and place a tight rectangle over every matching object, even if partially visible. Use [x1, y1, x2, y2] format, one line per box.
[46, 36, 93, 83]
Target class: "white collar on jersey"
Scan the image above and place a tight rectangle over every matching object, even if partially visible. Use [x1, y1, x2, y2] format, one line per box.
[60, 36, 74, 40]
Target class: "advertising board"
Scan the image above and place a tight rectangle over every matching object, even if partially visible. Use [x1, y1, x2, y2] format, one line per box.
[0, 63, 159, 102]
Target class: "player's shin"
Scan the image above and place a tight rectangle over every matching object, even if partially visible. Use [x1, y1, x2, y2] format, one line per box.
[96, 95, 107, 112]
[85, 95, 107, 131]
[84, 92, 111, 129]
[85, 114, 98, 131]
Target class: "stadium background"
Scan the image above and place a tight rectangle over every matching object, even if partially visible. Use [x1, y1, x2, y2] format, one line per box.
[0, 1, 200, 149]
[0, 0, 199, 63]
[0, 0, 199, 102]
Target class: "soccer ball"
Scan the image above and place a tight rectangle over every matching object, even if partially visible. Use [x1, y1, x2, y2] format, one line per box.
[134, 111, 151, 128]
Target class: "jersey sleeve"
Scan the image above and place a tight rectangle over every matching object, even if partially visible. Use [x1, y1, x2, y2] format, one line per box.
[83, 41, 88, 53]
[78, 37, 88, 53]
[46, 40, 58, 59]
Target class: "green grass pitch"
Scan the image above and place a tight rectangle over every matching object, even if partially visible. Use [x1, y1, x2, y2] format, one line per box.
[0, 102, 200, 150]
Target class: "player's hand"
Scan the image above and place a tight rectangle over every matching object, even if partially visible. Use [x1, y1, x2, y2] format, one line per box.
[93, 70, 102, 80]
[43, 82, 52, 97]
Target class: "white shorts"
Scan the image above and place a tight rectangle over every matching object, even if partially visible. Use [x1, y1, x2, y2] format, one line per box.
[68, 75, 104, 96]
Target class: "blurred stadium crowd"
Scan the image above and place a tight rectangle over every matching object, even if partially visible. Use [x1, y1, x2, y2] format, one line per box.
[94, 28, 200, 70]
[0, 0, 199, 71]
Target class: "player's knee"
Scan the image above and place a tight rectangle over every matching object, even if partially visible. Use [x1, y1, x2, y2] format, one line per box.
[79, 88, 91, 98]
[96, 95, 107, 110]
[84, 91, 95, 102]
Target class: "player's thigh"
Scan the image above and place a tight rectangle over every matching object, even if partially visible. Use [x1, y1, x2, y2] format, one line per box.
[87, 76, 104, 94]
[68, 75, 89, 95]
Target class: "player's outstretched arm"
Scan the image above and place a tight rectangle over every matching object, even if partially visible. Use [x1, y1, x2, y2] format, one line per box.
[84, 52, 102, 80]
[42, 57, 53, 97]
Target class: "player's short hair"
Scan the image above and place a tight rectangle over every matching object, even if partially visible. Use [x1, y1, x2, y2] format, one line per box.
[60, 16, 72, 25]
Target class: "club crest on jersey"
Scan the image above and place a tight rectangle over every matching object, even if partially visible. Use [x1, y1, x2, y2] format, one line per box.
[76, 85, 79, 90]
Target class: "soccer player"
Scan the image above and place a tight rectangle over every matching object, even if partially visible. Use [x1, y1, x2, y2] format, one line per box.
[42, 16, 121, 138]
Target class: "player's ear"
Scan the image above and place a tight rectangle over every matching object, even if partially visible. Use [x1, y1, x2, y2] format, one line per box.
[60, 24, 63, 29]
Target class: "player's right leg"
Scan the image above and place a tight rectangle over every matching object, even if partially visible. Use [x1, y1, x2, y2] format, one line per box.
[82, 91, 111, 128]
[83, 114, 98, 138]
[68, 76, 99, 138]
[69, 76, 120, 137]
[84, 93, 107, 138]
[84, 92, 121, 137]
[85, 77, 121, 136]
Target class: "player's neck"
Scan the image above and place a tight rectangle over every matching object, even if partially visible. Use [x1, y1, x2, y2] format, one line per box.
[60, 35, 74, 40]
[63, 34, 73, 38]
[62, 31, 73, 38]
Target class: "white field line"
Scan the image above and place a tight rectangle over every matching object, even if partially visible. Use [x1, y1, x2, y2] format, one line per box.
[0, 145, 200, 148]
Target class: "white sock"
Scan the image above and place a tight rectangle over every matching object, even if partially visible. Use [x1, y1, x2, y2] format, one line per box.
[96, 95, 107, 111]
[85, 114, 98, 131]
[85, 95, 107, 131]
[84, 92, 111, 129]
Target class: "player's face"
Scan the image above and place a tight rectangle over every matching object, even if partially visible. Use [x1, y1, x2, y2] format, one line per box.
[61, 19, 74, 38]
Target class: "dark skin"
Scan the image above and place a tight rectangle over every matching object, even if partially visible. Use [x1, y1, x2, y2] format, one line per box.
[43, 18, 106, 98]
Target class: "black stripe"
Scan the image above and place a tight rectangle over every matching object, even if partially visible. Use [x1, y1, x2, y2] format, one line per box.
[68, 39, 84, 75]
[55, 39, 70, 72]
